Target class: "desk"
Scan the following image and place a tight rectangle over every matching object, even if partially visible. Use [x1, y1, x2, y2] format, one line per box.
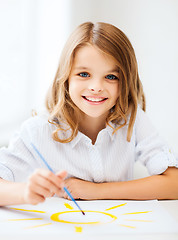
[0, 199, 178, 240]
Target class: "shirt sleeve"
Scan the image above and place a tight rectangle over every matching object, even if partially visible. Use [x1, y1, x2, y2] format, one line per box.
[0, 116, 46, 182]
[135, 107, 178, 175]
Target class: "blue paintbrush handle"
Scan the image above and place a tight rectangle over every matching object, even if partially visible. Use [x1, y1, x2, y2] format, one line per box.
[63, 187, 84, 213]
[31, 143, 54, 173]
[31, 143, 85, 215]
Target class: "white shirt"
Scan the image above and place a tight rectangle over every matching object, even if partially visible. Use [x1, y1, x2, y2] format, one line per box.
[0, 107, 177, 182]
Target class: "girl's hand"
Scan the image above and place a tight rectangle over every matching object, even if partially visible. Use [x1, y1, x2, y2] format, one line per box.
[63, 177, 98, 200]
[23, 169, 67, 205]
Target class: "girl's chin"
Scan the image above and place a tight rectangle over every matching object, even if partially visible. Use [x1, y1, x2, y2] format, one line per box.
[79, 110, 109, 120]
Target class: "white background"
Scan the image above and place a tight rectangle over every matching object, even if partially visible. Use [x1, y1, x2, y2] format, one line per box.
[0, 0, 178, 159]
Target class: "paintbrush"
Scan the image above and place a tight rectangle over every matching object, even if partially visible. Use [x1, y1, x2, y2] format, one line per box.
[31, 143, 85, 215]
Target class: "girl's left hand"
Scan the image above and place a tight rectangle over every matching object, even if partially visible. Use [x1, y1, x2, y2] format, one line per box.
[63, 178, 98, 200]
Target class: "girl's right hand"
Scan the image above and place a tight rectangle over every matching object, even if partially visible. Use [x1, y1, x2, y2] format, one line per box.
[23, 169, 67, 205]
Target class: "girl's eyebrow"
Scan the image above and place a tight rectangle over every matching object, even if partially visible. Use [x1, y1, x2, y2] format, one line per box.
[109, 69, 119, 74]
[74, 66, 119, 73]
[108, 67, 119, 73]
[74, 66, 90, 70]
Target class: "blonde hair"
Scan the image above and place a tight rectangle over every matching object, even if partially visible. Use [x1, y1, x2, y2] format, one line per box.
[46, 22, 146, 143]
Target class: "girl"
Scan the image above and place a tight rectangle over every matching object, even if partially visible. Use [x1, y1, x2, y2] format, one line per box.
[0, 22, 178, 206]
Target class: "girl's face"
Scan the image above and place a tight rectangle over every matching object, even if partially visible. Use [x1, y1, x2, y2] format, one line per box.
[68, 45, 119, 120]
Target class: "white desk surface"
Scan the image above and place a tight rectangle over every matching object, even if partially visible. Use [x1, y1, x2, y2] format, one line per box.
[0, 200, 178, 240]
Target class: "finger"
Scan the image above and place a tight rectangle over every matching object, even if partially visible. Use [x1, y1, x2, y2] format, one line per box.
[25, 189, 45, 205]
[37, 169, 65, 190]
[56, 170, 68, 180]
[32, 174, 62, 195]
[63, 191, 70, 200]
[28, 198, 45, 205]
[30, 183, 54, 198]
[30, 194, 45, 205]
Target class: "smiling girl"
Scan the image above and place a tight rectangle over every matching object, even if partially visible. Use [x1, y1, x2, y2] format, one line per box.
[68, 44, 120, 144]
[0, 22, 178, 206]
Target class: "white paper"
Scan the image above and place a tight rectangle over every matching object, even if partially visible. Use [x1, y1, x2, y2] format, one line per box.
[0, 198, 178, 235]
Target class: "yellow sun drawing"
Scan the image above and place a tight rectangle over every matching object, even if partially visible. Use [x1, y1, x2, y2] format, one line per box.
[6, 201, 153, 233]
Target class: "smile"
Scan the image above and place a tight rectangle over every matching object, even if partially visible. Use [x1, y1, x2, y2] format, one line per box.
[82, 96, 108, 103]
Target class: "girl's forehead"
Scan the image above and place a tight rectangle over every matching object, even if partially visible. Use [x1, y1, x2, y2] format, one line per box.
[72, 45, 118, 70]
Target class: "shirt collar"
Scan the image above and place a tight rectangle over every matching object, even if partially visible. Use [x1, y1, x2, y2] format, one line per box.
[70, 122, 116, 148]
[105, 122, 116, 141]
[70, 131, 84, 148]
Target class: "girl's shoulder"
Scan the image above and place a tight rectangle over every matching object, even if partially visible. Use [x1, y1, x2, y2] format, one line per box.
[19, 112, 55, 139]
[21, 114, 49, 129]
[135, 105, 146, 119]
[135, 106, 155, 128]
[134, 106, 158, 142]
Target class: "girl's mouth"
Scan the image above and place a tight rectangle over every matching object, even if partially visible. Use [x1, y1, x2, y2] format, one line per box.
[82, 96, 108, 103]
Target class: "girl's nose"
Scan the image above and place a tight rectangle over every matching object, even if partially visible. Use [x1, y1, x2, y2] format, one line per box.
[90, 88, 102, 93]
[89, 79, 103, 93]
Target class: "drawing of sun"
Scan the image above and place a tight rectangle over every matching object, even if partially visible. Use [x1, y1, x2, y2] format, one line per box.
[5, 200, 153, 233]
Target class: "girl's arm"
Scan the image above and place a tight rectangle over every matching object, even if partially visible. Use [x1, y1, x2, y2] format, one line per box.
[63, 167, 178, 200]
[0, 179, 26, 205]
[0, 169, 67, 206]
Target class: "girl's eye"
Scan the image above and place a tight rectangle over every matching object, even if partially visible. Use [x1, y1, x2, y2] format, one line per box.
[106, 74, 118, 80]
[78, 72, 89, 78]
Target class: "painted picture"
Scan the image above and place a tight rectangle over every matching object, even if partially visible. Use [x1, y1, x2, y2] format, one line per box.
[0, 198, 177, 235]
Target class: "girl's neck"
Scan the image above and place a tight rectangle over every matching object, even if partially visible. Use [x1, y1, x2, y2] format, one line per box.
[78, 114, 107, 145]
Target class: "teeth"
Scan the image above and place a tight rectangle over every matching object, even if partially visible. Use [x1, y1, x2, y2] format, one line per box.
[85, 97, 105, 102]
